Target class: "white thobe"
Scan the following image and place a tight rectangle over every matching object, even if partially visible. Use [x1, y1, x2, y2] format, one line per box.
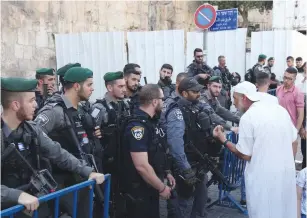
[236, 101, 297, 218]
[257, 92, 279, 104]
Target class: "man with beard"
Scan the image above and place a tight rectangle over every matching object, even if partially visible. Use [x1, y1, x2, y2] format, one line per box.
[124, 67, 142, 111]
[200, 76, 240, 133]
[90, 72, 129, 170]
[165, 77, 215, 218]
[35, 67, 103, 218]
[186, 48, 214, 87]
[213, 56, 233, 109]
[34, 68, 56, 116]
[265, 57, 274, 74]
[158, 64, 176, 98]
[1, 77, 105, 217]
[213, 81, 297, 218]
[120, 84, 174, 218]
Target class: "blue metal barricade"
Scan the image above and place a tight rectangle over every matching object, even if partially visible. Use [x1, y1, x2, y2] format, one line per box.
[207, 132, 248, 215]
[0, 174, 111, 218]
[268, 88, 277, 96]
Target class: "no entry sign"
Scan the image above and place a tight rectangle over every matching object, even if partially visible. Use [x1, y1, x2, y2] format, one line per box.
[194, 4, 217, 29]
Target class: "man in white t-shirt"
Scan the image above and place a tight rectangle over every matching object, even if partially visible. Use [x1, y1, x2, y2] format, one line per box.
[213, 81, 297, 218]
[255, 71, 279, 104]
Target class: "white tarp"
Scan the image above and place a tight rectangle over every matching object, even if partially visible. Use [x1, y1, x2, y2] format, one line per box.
[206, 28, 248, 79]
[55, 32, 127, 101]
[251, 30, 307, 80]
[186, 32, 204, 68]
[127, 30, 185, 85]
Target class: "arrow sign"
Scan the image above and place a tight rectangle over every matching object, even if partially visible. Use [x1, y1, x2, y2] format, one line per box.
[194, 4, 217, 29]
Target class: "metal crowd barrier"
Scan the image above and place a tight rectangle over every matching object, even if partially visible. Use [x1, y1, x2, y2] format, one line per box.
[207, 132, 248, 215]
[267, 88, 277, 96]
[0, 174, 111, 218]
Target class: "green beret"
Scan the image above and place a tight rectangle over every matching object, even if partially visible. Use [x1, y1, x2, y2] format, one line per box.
[36, 68, 54, 76]
[64, 67, 93, 83]
[57, 63, 81, 76]
[268, 57, 274, 61]
[258, 54, 267, 59]
[209, 76, 222, 84]
[103, 71, 124, 82]
[1, 77, 38, 92]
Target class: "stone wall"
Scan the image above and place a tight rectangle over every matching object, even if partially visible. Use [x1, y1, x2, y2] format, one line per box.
[1, 1, 200, 77]
[1, 1, 273, 78]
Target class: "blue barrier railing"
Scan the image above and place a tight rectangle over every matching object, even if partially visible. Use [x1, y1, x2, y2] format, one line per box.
[207, 132, 248, 215]
[1, 174, 111, 218]
[268, 88, 277, 96]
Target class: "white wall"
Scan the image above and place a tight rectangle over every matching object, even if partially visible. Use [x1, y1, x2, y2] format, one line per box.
[55, 32, 127, 101]
[127, 30, 185, 85]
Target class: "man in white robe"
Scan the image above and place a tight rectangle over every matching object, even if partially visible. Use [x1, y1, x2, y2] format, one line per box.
[213, 81, 297, 218]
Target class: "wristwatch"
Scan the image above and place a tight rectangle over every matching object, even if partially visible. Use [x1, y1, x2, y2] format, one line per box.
[222, 139, 229, 146]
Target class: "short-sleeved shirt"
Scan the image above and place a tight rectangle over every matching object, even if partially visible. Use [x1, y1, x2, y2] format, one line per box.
[124, 108, 153, 153]
[276, 85, 305, 126]
[297, 168, 307, 215]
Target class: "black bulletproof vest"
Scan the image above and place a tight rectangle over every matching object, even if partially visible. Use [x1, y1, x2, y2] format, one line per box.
[41, 97, 92, 159]
[94, 99, 131, 171]
[129, 90, 141, 113]
[120, 115, 168, 190]
[166, 101, 220, 162]
[1, 121, 42, 189]
[213, 66, 231, 91]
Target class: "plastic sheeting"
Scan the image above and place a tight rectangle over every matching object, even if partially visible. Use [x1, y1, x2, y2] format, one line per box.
[55, 32, 127, 101]
[127, 30, 185, 85]
[186, 32, 204, 68]
[206, 28, 248, 79]
[250, 30, 307, 80]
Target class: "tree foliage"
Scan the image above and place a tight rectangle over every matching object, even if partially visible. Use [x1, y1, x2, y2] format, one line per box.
[201, 1, 273, 27]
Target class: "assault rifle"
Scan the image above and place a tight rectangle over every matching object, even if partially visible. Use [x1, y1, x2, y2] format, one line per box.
[2, 143, 57, 197]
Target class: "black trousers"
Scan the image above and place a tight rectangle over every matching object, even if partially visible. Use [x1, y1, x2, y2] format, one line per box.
[125, 188, 159, 218]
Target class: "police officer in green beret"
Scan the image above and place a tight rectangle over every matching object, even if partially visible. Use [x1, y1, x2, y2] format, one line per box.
[199, 76, 240, 133]
[246, 54, 269, 84]
[1, 77, 105, 217]
[89, 71, 131, 216]
[90, 72, 130, 168]
[35, 67, 103, 217]
[56, 63, 81, 93]
[34, 68, 56, 116]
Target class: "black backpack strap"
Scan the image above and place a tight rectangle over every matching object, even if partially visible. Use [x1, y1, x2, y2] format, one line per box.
[23, 121, 41, 170]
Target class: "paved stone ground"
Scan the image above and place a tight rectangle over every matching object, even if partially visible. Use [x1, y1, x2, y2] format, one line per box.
[160, 183, 248, 218]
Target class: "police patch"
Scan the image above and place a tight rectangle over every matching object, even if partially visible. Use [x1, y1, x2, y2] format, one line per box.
[174, 109, 183, 120]
[36, 114, 49, 126]
[131, 126, 144, 140]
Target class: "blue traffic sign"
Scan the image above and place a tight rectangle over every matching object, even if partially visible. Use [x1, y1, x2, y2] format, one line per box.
[209, 8, 238, 31]
[194, 4, 217, 29]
